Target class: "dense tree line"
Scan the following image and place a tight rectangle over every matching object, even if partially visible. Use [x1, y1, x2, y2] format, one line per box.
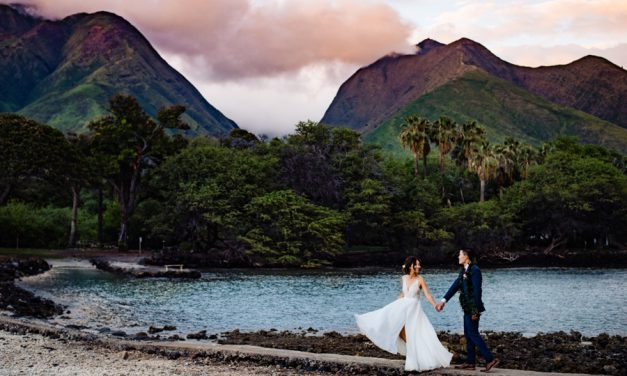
[0, 98, 625, 266]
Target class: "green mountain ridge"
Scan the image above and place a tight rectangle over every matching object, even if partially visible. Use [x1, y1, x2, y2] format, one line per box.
[321, 38, 627, 154]
[365, 69, 627, 156]
[0, 5, 237, 135]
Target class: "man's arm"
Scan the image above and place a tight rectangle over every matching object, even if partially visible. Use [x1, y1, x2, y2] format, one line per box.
[443, 274, 461, 302]
[471, 266, 482, 316]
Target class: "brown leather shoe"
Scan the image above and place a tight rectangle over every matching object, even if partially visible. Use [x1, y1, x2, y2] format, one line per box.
[454, 363, 476, 370]
[480, 358, 500, 372]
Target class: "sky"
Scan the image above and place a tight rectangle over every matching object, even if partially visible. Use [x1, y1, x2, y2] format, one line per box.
[5, 0, 627, 136]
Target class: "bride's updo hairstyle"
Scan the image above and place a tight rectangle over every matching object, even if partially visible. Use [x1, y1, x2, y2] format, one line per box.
[402, 256, 421, 275]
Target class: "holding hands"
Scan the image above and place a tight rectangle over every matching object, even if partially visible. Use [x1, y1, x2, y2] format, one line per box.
[435, 302, 445, 312]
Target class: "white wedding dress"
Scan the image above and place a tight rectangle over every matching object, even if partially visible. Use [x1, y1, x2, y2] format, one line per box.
[355, 275, 453, 371]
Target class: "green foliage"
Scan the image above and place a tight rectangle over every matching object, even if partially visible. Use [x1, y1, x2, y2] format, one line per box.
[3, 7, 236, 136]
[240, 190, 346, 267]
[399, 115, 431, 177]
[0, 114, 69, 205]
[88, 94, 190, 247]
[434, 201, 517, 254]
[501, 142, 627, 251]
[345, 178, 392, 245]
[222, 129, 260, 148]
[146, 139, 279, 251]
[1, 107, 624, 262]
[367, 70, 627, 156]
[0, 201, 70, 248]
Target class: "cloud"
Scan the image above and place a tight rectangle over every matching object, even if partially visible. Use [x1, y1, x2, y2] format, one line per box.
[496, 43, 627, 68]
[424, 0, 627, 48]
[7, 0, 414, 81]
[167, 55, 358, 136]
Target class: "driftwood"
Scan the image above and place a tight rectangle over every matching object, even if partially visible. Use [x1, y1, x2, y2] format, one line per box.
[543, 237, 568, 256]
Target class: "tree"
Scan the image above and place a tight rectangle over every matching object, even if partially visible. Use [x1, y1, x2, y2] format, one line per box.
[0, 114, 67, 205]
[493, 142, 516, 196]
[88, 94, 189, 249]
[434, 201, 517, 256]
[399, 115, 431, 178]
[64, 133, 91, 248]
[0, 201, 35, 248]
[240, 190, 346, 267]
[345, 178, 392, 245]
[222, 128, 260, 149]
[148, 139, 279, 253]
[502, 143, 627, 254]
[452, 120, 486, 169]
[281, 122, 343, 207]
[468, 142, 499, 202]
[430, 116, 457, 171]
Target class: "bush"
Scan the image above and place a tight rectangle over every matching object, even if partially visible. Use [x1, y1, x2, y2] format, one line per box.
[0, 201, 70, 248]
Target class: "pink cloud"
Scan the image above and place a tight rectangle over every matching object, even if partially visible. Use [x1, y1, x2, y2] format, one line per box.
[429, 0, 627, 46]
[6, 0, 413, 80]
[497, 43, 627, 69]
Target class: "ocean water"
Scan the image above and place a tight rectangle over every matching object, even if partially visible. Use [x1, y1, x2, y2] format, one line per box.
[18, 261, 627, 337]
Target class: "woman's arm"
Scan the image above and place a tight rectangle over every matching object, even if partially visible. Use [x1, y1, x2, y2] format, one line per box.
[399, 276, 405, 298]
[419, 276, 437, 308]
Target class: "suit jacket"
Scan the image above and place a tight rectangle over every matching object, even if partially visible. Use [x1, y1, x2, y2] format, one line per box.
[443, 264, 485, 314]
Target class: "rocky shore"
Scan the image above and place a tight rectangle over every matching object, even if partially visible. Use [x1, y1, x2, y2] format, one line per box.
[1, 256, 624, 375]
[218, 329, 626, 375]
[0, 328, 333, 376]
[0, 257, 64, 318]
[90, 258, 202, 279]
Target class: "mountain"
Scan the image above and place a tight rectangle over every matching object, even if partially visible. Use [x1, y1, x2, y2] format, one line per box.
[321, 38, 627, 154]
[0, 4, 237, 135]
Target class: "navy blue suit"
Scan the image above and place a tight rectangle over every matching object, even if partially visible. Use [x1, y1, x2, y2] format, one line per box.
[443, 264, 494, 364]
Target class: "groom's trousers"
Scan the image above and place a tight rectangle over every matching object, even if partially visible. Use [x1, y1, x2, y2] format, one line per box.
[463, 314, 494, 364]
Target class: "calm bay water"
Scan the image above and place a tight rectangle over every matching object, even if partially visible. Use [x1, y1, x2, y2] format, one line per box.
[18, 262, 627, 337]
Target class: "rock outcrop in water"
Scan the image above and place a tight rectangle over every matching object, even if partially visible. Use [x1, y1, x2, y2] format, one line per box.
[0, 257, 64, 318]
[90, 258, 201, 279]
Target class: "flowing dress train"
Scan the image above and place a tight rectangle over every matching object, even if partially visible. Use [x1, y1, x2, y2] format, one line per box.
[355, 276, 453, 371]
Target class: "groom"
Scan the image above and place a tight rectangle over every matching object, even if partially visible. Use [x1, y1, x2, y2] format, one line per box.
[435, 248, 499, 373]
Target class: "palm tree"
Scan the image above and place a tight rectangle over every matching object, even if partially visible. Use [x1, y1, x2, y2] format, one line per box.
[431, 116, 457, 171]
[454, 120, 486, 169]
[468, 141, 499, 202]
[501, 138, 537, 180]
[517, 144, 537, 179]
[537, 143, 553, 165]
[399, 115, 431, 178]
[493, 142, 516, 197]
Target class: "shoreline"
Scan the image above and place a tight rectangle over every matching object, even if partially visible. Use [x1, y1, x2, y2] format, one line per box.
[1, 257, 625, 375]
[0, 315, 619, 376]
[1, 312, 625, 375]
[3, 248, 626, 269]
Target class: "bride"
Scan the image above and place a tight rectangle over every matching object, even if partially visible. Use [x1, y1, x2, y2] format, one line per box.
[355, 256, 453, 372]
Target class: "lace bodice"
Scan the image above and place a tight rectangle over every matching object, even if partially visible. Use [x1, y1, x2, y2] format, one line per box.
[403, 276, 421, 299]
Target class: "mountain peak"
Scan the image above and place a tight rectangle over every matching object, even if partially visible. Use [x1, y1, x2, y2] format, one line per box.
[570, 54, 624, 70]
[449, 37, 493, 54]
[0, 6, 237, 135]
[415, 38, 443, 55]
[320, 36, 627, 153]
[0, 3, 40, 35]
